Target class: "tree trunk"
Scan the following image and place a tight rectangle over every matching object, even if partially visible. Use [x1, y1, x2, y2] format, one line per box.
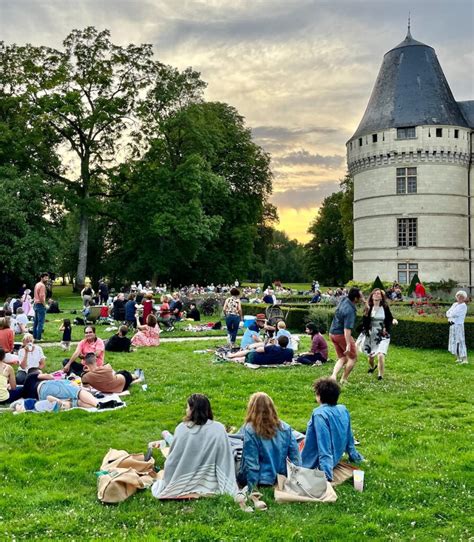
[76, 209, 89, 290]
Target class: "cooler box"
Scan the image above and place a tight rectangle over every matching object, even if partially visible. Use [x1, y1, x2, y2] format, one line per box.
[243, 315, 256, 328]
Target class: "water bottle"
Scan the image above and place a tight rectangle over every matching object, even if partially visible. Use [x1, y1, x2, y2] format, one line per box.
[162, 430, 174, 446]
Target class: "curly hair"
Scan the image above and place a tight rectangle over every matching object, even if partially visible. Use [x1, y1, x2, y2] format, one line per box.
[245, 392, 281, 439]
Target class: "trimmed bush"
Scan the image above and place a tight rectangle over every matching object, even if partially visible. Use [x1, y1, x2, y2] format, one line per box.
[308, 306, 474, 349]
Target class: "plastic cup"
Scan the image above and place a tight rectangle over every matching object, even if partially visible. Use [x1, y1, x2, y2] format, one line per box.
[353, 469, 364, 492]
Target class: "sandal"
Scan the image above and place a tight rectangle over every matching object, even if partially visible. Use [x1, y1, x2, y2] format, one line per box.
[249, 491, 268, 511]
[368, 365, 378, 374]
[235, 488, 253, 513]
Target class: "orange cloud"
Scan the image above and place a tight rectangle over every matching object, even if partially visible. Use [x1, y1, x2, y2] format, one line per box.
[276, 206, 319, 244]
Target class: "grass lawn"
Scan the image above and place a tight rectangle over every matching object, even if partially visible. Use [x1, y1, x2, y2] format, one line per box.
[1, 335, 473, 541]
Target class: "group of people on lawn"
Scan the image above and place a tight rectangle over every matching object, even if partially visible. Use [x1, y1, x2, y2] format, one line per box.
[2, 274, 469, 506]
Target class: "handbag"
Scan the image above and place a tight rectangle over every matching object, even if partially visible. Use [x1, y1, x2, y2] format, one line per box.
[355, 332, 366, 354]
[282, 459, 328, 499]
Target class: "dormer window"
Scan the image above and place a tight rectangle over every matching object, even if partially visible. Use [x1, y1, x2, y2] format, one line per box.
[372, 134, 378, 143]
[454, 129, 459, 139]
[436, 128, 443, 137]
[397, 127, 416, 139]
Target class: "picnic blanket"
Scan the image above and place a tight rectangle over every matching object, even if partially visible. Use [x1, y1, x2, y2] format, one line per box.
[9, 394, 126, 414]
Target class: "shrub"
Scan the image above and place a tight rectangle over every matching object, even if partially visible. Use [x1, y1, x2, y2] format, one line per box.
[371, 276, 386, 291]
[198, 296, 222, 316]
[308, 306, 474, 348]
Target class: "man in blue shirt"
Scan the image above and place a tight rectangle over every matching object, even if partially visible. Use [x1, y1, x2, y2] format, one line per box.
[329, 287, 364, 384]
[302, 378, 363, 482]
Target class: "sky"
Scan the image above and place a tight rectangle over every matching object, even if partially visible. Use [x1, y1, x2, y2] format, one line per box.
[1, 0, 473, 242]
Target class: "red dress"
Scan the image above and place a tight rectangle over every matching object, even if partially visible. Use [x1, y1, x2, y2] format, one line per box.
[143, 299, 154, 321]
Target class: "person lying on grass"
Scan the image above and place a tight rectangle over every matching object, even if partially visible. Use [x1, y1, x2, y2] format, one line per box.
[150, 393, 238, 499]
[63, 325, 105, 376]
[301, 378, 363, 483]
[21, 368, 121, 409]
[226, 335, 294, 365]
[81, 353, 142, 393]
[238, 392, 301, 491]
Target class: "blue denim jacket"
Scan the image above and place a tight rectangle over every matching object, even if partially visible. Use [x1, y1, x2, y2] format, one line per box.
[301, 404, 363, 481]
[239, 421, 301, 489]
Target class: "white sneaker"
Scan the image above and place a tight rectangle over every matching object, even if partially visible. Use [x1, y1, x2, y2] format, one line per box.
[459, 359, 469, 364]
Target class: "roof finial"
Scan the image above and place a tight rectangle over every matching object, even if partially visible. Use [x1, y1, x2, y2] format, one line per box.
[407, 12, 412, 39]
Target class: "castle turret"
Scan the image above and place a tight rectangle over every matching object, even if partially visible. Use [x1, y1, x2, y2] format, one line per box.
[347, 27, 473, 286]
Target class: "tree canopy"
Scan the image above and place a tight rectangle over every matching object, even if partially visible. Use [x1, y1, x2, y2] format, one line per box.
[0, 27, 310, 289]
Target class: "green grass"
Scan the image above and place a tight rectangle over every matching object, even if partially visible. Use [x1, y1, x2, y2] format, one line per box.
[1, 335, 473, 541]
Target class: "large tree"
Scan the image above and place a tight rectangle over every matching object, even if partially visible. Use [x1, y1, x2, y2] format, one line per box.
[0, 90, 59, 292]
[0, 28, 205, 288]
[306, 191, 352, 284]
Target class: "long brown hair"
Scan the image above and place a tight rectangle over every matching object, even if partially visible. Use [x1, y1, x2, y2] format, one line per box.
[364, 288, 387, 316]
[245, 392, 281, 439]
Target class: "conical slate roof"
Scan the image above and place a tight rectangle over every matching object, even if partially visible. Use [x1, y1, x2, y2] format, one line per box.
[351, 29, 469, 140]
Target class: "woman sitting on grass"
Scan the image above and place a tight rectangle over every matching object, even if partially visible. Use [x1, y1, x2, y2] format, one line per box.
[0, 348, 22, 404]
[131, 314, 160, 347]
[238, 392, 301, 491]
[150, 394, 237, 499]
[16, 333, 46, 385]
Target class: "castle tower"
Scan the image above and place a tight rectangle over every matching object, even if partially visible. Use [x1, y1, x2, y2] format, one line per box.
[347, 27, 474, 286]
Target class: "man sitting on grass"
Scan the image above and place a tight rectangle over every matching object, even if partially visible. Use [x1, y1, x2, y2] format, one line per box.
[226, 335, 294, 365]
[301, 377, 363, 483]
[81, 353, 142, 393]
[105, 325, 131, 353]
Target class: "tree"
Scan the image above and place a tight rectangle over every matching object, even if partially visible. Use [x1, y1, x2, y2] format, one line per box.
[0, 90, 59, 293]
[339, 173, 354, 255]
[0, 28, 165, 288]
[306, 191, 351, 284]
[260, 230, 309, 283]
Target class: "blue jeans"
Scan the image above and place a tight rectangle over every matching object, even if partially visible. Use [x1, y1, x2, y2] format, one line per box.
[226, 314, 241, 344]
[33, 304, 46, 340]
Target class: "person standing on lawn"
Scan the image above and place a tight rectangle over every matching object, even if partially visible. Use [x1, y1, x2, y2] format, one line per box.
[329, 287, 364, 384]
[361, 289, 397, 380]
[223, 288, 243, 348]
[446, 290, 468, 364]
[33, 272, 48, 341]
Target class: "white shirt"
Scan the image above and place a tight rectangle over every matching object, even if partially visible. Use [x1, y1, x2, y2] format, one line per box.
[14, 314, 29, 334]
[18, 345, 46, 372]
[446, 302, 467, 325]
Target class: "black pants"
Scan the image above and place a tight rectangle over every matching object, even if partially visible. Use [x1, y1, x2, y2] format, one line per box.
[62, 359, 85, 376]
[116, 370, 134, 390]
[296, 353, 327, 365]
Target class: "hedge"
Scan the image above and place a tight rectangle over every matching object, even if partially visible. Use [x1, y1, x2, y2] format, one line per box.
[307, 306, 474, 349]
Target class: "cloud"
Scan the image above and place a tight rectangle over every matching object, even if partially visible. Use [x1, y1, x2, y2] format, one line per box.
[275, 150, 345, 168]
[272, 183, 340, 210]
[252, 125, 338, 141]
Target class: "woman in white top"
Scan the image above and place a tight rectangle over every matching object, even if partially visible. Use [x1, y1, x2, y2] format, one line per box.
[16, 333, 46, 385]
[446, 291, 468, 364]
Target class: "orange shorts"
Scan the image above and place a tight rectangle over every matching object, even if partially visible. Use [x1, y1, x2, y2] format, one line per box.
[330, 334, 357, 359]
